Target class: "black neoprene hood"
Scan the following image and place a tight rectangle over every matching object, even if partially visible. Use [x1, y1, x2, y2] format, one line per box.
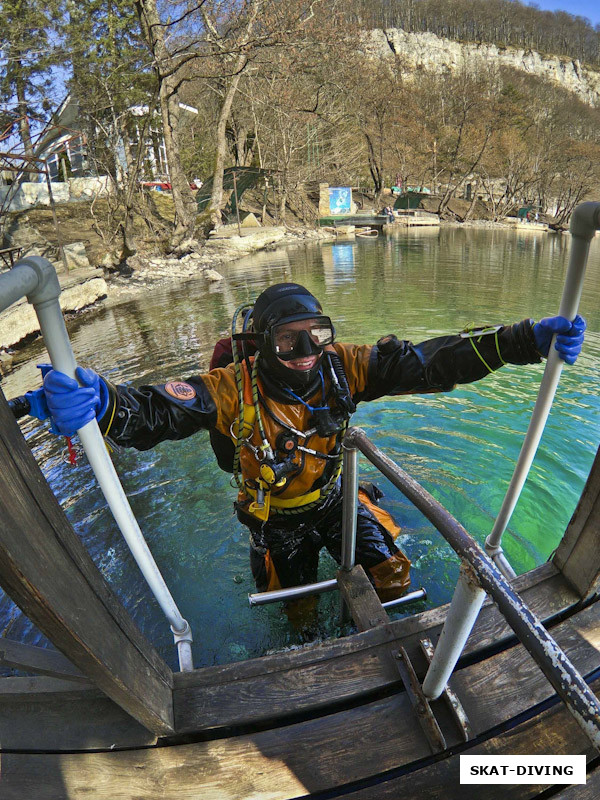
[252, 283, 323, 334]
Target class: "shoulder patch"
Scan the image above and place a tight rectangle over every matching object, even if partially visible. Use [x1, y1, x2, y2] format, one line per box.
[164, 381, 196, 401]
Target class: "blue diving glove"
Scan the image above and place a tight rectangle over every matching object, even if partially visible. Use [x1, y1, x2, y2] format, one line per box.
[43, 367, 109, 436]
[25, 388, 50, 421]
[533, 315, 586, 365]
[25, 364, 54, 422]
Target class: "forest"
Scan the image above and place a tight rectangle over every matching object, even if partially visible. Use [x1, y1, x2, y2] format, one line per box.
[1, 0, 599, 254]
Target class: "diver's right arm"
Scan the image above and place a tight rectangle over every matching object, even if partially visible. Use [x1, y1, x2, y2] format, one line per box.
[43, 368, 220, 450]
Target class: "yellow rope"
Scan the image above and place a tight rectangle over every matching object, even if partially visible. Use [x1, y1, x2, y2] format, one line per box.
[469, 337, 494, 373]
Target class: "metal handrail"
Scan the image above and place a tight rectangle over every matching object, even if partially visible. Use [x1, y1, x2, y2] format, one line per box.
[0, 256, 193, 671]
[247, 440, 427, 611]
[486, 201, 600, 578]
[344, 426, 600, 752]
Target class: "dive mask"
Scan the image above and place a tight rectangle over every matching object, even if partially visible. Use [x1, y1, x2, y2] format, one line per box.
[271, 316, 334, 361]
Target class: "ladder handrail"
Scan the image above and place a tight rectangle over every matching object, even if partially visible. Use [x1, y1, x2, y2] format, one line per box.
[344, 426, 600, 752]
[486, 200, 600, 578]
[0, 256, 193, 672]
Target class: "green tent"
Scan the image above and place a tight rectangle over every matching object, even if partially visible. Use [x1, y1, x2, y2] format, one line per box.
[196, 167, 271, 216]
[394, 192, 427, 210]
[517, 206, 534, 219]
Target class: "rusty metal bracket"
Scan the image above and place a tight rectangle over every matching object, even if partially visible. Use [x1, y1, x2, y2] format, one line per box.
[394, 646, 446, 754]
[420, 637, 473, 742]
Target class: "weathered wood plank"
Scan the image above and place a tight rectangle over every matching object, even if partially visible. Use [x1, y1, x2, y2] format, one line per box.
[1, 657, 598, 799]
[0, 678, 157, 749]
[0, 388, 174, 734]
[0, 690, 437, 799]
[173, 567, 578, 733]
[0, 565, 580, 748]
[337, 565, 390, 630]
[551, 762, 600, 799]
[553, 446, 600, 598]
[0, 639, 87, 681]
[337, 682, 599, 800]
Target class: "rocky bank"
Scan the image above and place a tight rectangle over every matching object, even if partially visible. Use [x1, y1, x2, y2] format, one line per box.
[365, 28, 600, 107]
[0, 224, 336, 358]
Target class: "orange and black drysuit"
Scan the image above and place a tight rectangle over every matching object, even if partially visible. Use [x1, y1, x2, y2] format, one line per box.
[97, 320, 541, 603]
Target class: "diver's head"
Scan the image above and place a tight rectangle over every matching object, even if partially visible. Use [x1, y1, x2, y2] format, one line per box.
[252, 283, 334, 391]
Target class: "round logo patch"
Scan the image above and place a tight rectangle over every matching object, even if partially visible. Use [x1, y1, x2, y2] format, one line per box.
[165, 381, 196, 401]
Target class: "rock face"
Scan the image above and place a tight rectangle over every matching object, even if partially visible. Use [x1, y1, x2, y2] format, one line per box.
[365, 28, 600, 107]
[2, 219, 56, 260]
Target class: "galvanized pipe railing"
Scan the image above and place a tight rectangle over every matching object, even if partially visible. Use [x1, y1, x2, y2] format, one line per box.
[344, 426, 600, 752]
[248, 443, 426, 611]
[0, 256, 194, 671]
[341, 443, 359, 570]
[486, 201, 600, 579]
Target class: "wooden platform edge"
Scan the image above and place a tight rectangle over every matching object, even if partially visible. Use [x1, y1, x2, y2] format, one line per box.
[554, 445, 600, 598]
[0, 639, 87, 681]
[0, 387, 174, 736]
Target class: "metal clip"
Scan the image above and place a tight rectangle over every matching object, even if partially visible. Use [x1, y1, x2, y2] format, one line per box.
[248, 481, 271, 521]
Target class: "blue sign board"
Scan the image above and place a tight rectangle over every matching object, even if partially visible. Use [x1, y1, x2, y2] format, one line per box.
[329, 187, 351, 214]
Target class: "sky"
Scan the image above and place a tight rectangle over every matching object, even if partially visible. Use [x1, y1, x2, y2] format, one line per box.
[528, 1, 600, 27]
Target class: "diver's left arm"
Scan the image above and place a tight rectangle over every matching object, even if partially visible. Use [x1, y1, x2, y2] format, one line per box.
[353, 315, 585, 400]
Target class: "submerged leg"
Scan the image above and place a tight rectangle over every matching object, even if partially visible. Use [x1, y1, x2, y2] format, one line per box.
[248, 523, 321, 632]
[322, 493, 411, 603]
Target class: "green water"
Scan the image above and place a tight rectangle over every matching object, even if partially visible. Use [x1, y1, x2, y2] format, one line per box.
[1, 227, 599, 669]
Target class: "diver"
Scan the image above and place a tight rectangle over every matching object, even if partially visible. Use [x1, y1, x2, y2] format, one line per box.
[26, 283, 586, 624]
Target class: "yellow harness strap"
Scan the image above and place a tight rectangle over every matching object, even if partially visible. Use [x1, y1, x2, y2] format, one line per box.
[244, 484, 323, 509]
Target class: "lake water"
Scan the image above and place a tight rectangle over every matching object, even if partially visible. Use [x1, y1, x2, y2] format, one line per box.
[1, 226, 599, 670]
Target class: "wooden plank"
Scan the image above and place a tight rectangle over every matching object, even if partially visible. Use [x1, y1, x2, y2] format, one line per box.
[0, 676, 93, 695]
[0, 388, 174, 735]
[0, 570, 587, 752]
[0, 563, 568, 748]
[554, 445, 600, 598]
[335, 681, 599, 800]
[9, 569, 568, 748]
[551, 763, 600, 799]
[0, 678, 157, 750]
[0, 639, 87, 681]
[173, 567, 578, 733]
[1, 660, 598, 799]
[337, 565, 390, 630]
[0, 689, 437, 799]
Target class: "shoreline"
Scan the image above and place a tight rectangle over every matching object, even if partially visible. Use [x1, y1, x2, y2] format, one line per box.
[0, 226, 335, 361]
[103, 218, 536, 305]
[102, 225, 336, 307]
[0, 218, 562, 360]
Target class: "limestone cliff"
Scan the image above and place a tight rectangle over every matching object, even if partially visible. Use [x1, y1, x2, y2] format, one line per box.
[365, 28, 600, 107]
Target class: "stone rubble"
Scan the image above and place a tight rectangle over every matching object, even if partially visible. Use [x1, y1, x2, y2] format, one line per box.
[104, 226, 336, 305]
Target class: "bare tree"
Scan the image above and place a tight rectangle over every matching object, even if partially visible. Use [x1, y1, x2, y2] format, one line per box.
[135, 0, 199, 248]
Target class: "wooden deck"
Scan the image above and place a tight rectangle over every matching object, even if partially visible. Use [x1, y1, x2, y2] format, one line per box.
[0, 560, 597, 799]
